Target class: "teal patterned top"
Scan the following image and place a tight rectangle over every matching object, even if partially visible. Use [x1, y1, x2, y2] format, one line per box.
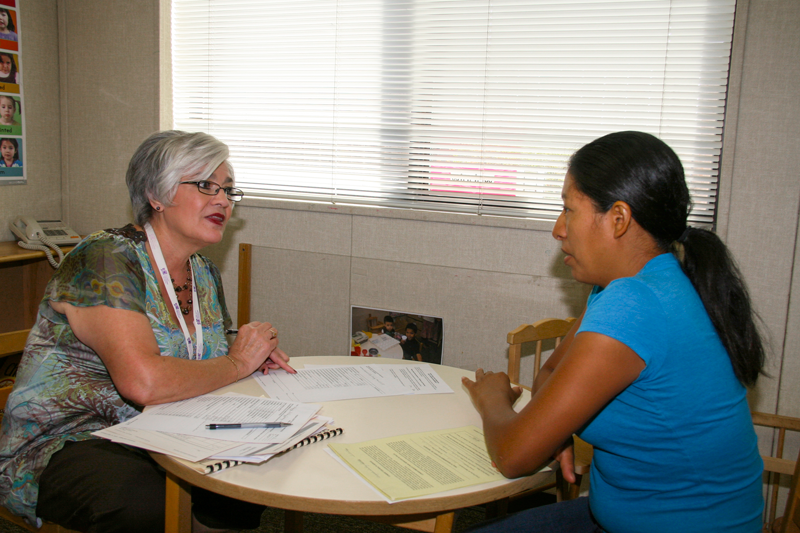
[0, 225, 232, 523]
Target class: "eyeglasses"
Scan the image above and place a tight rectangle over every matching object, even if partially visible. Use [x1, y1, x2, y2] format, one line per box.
[180, 180, 244, 202]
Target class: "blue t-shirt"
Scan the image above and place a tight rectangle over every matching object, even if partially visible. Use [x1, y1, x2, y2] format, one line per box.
[577, 253, 762, 533]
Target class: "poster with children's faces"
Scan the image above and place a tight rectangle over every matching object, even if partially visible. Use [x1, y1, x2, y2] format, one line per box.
[0, 1, 22, 184]
[350, 306, 444, 365]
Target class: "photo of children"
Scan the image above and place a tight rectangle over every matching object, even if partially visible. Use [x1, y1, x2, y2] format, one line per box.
[0, 7, 19, 50]
[0, 137, 21, 166]
[0, 52, 19, 93]
[350, 307, 444, 364]
[0, 136, 22, 181]
[0, 95, 20, 135]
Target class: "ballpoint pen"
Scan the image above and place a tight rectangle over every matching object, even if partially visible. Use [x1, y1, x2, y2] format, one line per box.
[206, 422, 292, 430]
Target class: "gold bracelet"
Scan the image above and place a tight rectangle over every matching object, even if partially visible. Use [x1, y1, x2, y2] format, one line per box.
[225, 355, 240, 382]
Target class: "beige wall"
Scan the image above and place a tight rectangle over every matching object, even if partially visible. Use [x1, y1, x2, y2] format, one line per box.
[5, 0, 799, 427]
[57, 0, 161, 234]
[718, 0, 800, 420]
[208, 202, 590, 380]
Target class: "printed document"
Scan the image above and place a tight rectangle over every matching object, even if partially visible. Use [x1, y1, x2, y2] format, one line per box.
[328, 426, 506, 501]
[255, 364, 453, 402]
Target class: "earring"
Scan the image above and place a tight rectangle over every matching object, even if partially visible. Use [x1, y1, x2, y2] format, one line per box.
[155, 206, 161, 211]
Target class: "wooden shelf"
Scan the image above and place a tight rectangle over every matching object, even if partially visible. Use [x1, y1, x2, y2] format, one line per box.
[0, 240, 76, 263]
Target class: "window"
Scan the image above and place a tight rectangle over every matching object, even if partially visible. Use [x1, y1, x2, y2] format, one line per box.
[172, 0, 736, 224]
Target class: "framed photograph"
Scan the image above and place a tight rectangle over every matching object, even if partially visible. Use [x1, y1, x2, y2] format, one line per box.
[350, 306, 444, 365]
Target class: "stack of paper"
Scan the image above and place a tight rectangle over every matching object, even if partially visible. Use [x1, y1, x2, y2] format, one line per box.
[94, 363, 454, 475]
[94, 392, 338, 472]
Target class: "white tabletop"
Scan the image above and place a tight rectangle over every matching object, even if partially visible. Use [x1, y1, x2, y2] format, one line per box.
[151, 356, 551, 519]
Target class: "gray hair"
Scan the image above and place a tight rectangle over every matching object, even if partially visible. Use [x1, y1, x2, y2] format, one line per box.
[126, 130, 232, 226]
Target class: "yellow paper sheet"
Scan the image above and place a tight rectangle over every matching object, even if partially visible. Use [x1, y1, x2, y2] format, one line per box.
[329, 425, 505, 501]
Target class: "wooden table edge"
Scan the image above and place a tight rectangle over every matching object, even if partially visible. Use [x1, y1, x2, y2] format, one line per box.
[151, 451, 554, 516]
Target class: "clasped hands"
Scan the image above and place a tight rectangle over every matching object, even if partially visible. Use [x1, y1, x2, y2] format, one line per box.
[228, 321, 295, 376]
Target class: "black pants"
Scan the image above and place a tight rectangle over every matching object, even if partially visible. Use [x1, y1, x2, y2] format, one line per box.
[37, 439, 264, 533]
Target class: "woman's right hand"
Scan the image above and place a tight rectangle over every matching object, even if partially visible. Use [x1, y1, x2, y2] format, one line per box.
[553, 437, 576, 484]
[228, 322, 295, 376]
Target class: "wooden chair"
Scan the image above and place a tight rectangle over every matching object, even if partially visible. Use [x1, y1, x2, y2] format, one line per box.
[0, 331, 80, 533]
[366, 314, 384, 334]
[753, 411, 800, 533]
[0, 330, 28, 425]
[507, 317, 591, 501]
[780, 450, 800, 533]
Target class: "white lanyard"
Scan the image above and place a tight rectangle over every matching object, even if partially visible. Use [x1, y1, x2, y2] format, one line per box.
[144, 223, 204, 360]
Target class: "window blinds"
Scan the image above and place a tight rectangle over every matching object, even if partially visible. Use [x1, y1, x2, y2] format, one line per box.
[172, 0, 736, 224]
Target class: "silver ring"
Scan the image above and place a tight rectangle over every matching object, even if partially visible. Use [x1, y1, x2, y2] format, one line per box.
[269, 328, 278, 339]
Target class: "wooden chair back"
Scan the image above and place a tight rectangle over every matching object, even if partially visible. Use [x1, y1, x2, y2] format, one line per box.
[507, 317, 576, 385]
[0, 330, 29, 358]
[366, 314, 384, 333]
[0, 330, 28, 425]
[505, 317, 590, 501]
[237, 243, 252, 327]
[783, 452, 800, 533]
[752, 412, 800, 533]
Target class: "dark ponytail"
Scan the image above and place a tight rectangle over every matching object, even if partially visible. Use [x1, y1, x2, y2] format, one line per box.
[677, 228, 765, 386]
[569, 131, 765, 387]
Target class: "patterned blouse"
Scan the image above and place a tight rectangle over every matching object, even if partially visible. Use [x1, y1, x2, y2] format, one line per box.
[0, 224, 232, 523]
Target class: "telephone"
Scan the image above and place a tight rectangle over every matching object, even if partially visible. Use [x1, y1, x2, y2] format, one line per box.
[10, 217, 81, 268]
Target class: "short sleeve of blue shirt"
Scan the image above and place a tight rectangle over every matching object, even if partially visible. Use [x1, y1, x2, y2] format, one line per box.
[581, 278, 669, 374]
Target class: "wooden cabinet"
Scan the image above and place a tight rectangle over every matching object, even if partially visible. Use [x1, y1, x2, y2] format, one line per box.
[0, 240, 77, 410]
[0, 240, 66, 335]
[0, 240, 75, 362]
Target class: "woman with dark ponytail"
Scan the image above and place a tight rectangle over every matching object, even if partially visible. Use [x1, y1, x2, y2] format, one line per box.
[463, 131, 765, 533]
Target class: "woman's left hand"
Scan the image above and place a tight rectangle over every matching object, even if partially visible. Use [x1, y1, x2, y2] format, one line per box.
[462, 369, 522, 417]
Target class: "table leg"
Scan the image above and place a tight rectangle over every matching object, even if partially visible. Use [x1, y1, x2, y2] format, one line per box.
[165, 471, 192, 533]
[433, 512, 455, 533]
[284, 510, 303, 533]
[484, 497, 509, 519]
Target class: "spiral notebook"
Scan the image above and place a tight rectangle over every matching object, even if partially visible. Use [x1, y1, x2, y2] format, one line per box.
[177, 426, 343, 475]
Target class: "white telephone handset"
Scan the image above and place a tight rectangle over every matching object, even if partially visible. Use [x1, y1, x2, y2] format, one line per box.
[10, 217, 81, 268]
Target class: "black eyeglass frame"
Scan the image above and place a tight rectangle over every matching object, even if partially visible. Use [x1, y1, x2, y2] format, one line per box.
[180, 180, 244, 202]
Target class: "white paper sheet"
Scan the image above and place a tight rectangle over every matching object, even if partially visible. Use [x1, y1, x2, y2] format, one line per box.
[255, 365, 412, 402]
[93, 424, 241, 462]
[302, 363, 453, 395]
[379, 364, 454, 394]
[255, 364, 452, 402]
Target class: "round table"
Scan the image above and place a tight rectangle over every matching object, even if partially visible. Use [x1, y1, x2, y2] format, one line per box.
[151, 356, 552, 533]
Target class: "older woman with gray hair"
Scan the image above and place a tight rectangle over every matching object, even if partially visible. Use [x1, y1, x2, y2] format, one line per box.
[0, 130, 292, 532]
